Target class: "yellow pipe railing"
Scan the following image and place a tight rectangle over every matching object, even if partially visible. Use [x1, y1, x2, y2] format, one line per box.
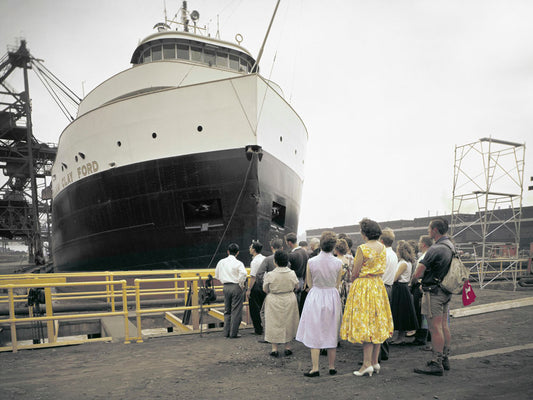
[0, 269, 252, 352]
[0, 280, 130, 352]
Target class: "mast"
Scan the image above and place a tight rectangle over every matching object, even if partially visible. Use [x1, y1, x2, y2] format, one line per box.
[182, 1, 189, 32]
[252, 0, 281, 72]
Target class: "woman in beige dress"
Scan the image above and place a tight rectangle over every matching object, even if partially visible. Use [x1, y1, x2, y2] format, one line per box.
[263, 250, 300, 357]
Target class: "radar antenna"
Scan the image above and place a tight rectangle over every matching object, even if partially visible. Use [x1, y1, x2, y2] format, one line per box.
[162, 1, 206, 36]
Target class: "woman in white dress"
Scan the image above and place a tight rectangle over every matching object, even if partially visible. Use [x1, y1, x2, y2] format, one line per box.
[296, 231, 343, 377]
[263, 250, 300, 357]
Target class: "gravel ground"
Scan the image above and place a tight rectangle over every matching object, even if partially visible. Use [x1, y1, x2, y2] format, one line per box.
[1, 287, 533, 400]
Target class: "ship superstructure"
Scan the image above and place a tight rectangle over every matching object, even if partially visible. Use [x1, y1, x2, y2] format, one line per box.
[51, 2, 307, 271]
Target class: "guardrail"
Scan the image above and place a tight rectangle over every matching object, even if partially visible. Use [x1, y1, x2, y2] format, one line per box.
[0, 280, 129, 352]
[0, 270, 250, 352]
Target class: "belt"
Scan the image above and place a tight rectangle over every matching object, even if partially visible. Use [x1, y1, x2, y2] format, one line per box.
[223, 282, 239, 285]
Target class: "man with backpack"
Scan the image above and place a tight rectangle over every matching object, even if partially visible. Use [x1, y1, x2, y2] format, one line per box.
[411, 218, 454, 376]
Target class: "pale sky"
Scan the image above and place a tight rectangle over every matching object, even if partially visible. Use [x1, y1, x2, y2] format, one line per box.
[1, 0, 532, 236]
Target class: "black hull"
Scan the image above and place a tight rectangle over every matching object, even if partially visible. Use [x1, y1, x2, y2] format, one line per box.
[52, 148, 302, 272]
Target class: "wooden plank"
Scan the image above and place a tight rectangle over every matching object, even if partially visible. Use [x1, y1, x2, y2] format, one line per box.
[0, 337, 112, 353]
[164, 312, 192, 333]
[207, 309, 247, 328]
[451, 343, 533, 360]
[450, 297, 533, 317]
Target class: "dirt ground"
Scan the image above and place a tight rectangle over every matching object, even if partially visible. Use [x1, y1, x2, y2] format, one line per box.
[1, 287, 533, 400]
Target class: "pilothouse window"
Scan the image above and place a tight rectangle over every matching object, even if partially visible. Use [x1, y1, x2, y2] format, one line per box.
[163, 44, 176, 59]
[177, 44, 189, 59]
[143, 48, 152, 62]
[229, 55, 239, 70]
[152, 45, 162, 61]
[191, 46, 202, 62]
[240, 58, 249, 72]
[204, 49, 215, 66]
[216, 52, 228, 68]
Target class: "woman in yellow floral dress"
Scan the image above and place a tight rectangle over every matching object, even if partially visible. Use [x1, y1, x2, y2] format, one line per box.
[340, 218, 394, 377]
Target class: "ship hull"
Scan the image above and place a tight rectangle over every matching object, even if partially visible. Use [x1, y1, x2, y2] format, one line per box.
[52, 147, 301, 271]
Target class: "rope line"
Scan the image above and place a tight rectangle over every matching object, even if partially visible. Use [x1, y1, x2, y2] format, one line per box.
[207, 152, 255, 269]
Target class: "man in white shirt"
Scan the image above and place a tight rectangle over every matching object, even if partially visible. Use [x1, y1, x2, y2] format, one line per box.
[247, 240, 266, 335]
[215, 243, 247, 338]
[379, 227, 398, 361]
[381, 228, 398, 300]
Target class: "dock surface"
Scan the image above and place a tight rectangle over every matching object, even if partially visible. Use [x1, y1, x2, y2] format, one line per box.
[1, 287, 532, 399]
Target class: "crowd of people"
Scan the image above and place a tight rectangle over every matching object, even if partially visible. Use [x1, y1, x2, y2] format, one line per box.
[214, 217, 455, 377]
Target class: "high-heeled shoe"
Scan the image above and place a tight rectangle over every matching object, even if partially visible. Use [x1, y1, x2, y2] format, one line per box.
[353, 365, 374, 377]
[372, 364, 381, 374]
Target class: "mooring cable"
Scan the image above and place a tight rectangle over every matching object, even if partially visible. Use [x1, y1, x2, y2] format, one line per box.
[206, 151, 255, 269]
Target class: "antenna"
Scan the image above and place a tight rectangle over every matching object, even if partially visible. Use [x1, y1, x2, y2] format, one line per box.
[182, 1, 189, 32]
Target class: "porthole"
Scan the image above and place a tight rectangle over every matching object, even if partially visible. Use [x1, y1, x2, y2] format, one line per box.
[152, 132, 157, 138]
[79, 152, 86, 159]
[279, 136, 283, 142]
[75, 155, 78, 162]
[197, 126, 203, 132]
[117, 141, 122, 147]
[294, 149, 297, 155]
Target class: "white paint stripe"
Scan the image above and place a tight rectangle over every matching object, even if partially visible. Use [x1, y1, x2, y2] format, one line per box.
[450, 297, 533, 317]
[450, 343, 533, 360]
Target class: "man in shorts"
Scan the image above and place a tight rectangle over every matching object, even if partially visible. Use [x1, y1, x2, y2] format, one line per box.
[411, 218, 454, 376]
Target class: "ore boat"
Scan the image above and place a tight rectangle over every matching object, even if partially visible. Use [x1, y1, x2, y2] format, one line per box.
[51, 2, 307, 271]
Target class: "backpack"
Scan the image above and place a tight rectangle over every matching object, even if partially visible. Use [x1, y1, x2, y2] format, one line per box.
[439, 242, 469, 294]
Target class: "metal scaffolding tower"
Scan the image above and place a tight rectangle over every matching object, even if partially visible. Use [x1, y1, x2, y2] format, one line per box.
[451, 137, 526, 289]
[0, 40, 63, 265]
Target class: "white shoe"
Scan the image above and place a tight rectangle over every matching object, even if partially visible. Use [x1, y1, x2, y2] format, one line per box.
[372, 363, 381, 374]
[353, 365, 374, 377]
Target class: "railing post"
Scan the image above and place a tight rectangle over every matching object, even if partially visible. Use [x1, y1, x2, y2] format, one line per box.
[44, 287, 55, 344]
[192, 279, 199, 330]
[105, 275, 111, 304]
[134, 279, 143, 343]
[111, 276, 116, 313]
[121, 280, 131, 344]
[8, 286, 18, 352]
